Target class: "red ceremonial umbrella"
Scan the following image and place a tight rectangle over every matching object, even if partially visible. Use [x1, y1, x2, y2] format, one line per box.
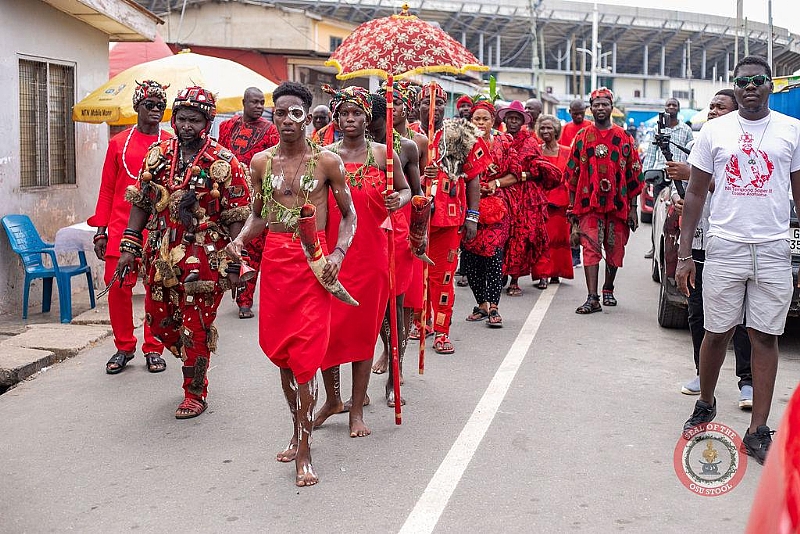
[326, 4, 487, 424]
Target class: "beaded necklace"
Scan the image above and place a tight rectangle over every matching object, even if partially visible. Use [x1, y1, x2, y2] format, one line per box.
[122, 125, 161, 179]
[261, 139, 320, 229]
[165, 137, 211, 191]
[331, 140, 378, 189]
[392, 130, 402, 154]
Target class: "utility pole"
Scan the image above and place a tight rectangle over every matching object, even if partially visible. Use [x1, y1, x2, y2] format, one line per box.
[529, 0, 543, 97]
[734, 0, 743, 66]
[591, 3, 599, 92]
[768, 0, 774, 70]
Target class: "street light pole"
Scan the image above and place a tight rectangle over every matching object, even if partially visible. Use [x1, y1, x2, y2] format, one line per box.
[591, 2, 599, 91]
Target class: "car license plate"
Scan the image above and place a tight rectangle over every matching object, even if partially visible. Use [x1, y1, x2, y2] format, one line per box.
[792, 228, 800, 256]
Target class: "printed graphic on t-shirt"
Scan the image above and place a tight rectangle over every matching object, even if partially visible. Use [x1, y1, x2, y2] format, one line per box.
[723, 132, 775, 196]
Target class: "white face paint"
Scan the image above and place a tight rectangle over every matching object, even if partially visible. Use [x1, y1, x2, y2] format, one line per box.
[287, 105, 307, 124]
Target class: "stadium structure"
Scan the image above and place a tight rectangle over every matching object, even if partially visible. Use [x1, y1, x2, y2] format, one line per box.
[136, 0, 800, 122]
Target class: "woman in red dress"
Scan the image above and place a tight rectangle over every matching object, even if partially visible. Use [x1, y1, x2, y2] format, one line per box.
[461, 100, 520, 327]
[534, 114, 574, 288]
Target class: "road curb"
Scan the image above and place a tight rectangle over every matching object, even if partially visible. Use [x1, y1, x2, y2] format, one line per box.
[0, 324, 112, 390]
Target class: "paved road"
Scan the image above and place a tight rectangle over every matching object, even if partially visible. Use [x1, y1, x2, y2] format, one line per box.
[1, 228, 798, 533]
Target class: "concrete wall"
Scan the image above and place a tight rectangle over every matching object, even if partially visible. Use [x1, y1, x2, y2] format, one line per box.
[0, 1, 109, 316]
[158, 2, 321, 53]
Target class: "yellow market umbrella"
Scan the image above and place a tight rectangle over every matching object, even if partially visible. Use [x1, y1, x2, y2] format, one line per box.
[73, 50, 277, 126]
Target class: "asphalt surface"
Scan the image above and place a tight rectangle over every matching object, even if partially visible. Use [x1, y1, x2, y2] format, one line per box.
[1, 226, 798, 533]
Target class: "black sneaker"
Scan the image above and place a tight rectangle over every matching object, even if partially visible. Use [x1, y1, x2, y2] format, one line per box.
[742, 425, 775, 465]
[683, 398, 716, 436]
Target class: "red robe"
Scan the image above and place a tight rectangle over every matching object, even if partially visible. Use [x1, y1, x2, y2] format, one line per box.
[217, 115, 279, 309]
[565, 123, 644, 221]
[88, 126, 170, 256]
[503, 129, 561, 278]
[559, 120, 590, 149]
[323, 164, 391, 367]
[538, 145, 574, 279]
[463, 131, 518, 257]
[218, 116, 279, 167]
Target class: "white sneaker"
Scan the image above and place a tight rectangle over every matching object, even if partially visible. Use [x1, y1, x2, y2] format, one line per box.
[681, 376, 701, 395]
[739, 385, 753, 409]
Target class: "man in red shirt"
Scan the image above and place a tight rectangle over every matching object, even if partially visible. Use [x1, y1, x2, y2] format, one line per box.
[566, 87, 643, 314]
[560, 98, 589, 149]
[89, 80, 171, 375]
[218, 87, 279, 319]
[418, 84, 490, 354]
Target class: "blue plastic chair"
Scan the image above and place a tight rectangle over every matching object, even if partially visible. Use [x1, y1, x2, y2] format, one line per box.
[2, 214, 95, 323]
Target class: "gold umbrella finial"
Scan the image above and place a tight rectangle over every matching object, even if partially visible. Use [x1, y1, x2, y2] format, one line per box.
[401, 3, 410, 15]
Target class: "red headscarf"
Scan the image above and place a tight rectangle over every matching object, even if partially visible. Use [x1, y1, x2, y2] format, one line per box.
[471, 100, 496, 117]
[590, 86, 614, 103]
[456, 95, 473, 109]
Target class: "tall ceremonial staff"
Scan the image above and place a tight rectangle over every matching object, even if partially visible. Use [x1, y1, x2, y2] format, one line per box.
[326, 3, 487, 424]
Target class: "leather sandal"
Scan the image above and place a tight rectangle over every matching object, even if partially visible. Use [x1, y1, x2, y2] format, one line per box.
[487, 306, 503, 328]
[602, 289, 618, 306]
[144, 352, 167, 373]
[106, 350, 134, 374]
[576, 294, 602, 314]
[175, 398, 207, 419]
[466, 306, 489, 322]
[433, 333, 455, 354]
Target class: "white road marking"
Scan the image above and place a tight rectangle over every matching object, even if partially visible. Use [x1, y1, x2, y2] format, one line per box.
[399, 288, 557, 533]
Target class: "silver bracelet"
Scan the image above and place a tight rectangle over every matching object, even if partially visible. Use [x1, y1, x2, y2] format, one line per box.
[677, 255, 693, 262]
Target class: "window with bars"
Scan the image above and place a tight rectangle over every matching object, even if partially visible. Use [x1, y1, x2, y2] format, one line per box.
[19, 58, 76, 188]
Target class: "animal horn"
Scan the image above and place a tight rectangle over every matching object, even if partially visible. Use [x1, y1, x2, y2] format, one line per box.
[408, 195, 434, 265]
[297, 204, 359, 306]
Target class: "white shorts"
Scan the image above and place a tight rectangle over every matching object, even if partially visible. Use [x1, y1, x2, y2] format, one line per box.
[702, 236, 793, 336]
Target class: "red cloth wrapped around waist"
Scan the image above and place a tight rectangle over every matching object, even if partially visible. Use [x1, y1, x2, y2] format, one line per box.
[259, 230, 331, 384]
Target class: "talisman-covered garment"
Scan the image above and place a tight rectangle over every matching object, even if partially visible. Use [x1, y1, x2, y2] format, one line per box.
[126, 135, 250, 399]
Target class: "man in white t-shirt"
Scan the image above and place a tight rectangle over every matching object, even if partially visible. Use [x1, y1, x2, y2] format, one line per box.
[676, 55, 800, 465]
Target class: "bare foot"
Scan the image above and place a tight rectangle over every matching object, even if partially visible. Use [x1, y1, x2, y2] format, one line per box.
[349, 414, 371, 438]
[313, 400, 344, 428]
[386, 387, 406, 408]
[295, 455, 319, 487]
[372, 352, 388, 374]
[276, 438, 298, 463]
[342, 394, 370, 412]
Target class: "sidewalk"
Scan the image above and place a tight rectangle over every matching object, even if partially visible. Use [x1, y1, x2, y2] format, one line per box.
[0, 290, 142, 394]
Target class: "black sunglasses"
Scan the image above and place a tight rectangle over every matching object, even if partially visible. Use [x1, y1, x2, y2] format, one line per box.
[142, 101, 167, 111]
[733, 75, 771, 89]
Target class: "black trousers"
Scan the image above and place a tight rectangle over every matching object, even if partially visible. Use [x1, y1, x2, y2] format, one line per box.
[687, 249, 753, 389]
[462, 249, 504, 306]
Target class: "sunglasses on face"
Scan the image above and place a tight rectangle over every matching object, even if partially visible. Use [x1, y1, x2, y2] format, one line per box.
[142, 101, 167, 111]
[733, 75, 771, 88]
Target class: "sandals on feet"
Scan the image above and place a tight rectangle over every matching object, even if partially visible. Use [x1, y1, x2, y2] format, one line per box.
[506, 284, 523, 297]
[144, 352, 166, 373]
[466, 306, 489, 322]
[106, 351, 134, 374]
[238, 307, 255, 319]
[175, 397, 207, 419]
[602, 289, 617, 306]
[456, 275, 469, 287]
[576, 294, 602, 314]
[487, 306, 503, 328]
[535, 279, 548, 290]
[433, 334, 455, 354]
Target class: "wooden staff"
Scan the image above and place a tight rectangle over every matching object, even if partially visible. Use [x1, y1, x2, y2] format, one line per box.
[418, 80, 437, 375]
[385, 74, 402, 425]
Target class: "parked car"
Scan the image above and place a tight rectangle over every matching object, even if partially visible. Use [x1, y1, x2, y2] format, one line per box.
[649, 170, 800, 328]
[649, 170, 687, 328]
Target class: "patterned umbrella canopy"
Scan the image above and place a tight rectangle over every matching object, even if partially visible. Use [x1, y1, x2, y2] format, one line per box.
[325, 4, 487, 80]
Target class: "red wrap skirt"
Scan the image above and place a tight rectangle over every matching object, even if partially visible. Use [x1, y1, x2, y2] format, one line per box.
[259, 231, 331, 384]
